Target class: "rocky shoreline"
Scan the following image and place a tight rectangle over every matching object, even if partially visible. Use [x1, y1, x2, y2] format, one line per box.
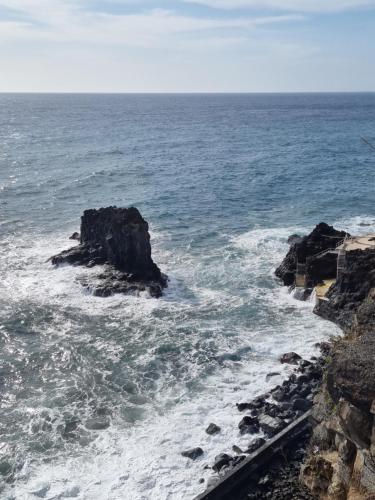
[191, 345, 330, 496]
[196, 221, 375, 499]
[51, 211, 375, 498]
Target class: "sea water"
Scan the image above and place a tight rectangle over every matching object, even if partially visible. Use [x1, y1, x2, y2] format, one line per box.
[0, 93, 374, 499]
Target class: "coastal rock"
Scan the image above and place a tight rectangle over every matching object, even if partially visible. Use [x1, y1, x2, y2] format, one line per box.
[279, 352, 301, 365]
[315, 248, 375, 331]
[238, 416, 259, 435]
[69, 231, 80, 240]
[205, 423, 221, 435]
[181, 447, 203, 460]
[275, 222, 349, 287]
[51, 207, 167, 298]
[212, 453, 233, 472]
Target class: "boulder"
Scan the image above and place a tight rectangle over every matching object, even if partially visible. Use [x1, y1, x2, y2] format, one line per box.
[51, 207, 167, 298]
[181, 447, 204, 460]
[280, 352, 301, 365]
[238, 416, 259, 435]
[205, 423, 221, 435]
[212, 453, 233, 472]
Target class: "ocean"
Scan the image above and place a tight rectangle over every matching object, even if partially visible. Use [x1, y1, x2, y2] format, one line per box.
[1, 93, 374, 499]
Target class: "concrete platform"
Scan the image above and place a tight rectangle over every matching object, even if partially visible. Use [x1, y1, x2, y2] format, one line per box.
[337, 234, 375, 252]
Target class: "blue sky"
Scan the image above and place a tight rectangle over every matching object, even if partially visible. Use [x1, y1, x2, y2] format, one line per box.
[0, 0, 374, 92]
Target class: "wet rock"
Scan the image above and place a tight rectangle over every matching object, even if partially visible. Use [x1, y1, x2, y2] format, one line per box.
[205, 423, 221, 435]
[236, 402, 252, 412]
[212, 453, 233, 472]
[69, 231, 80, 240]
[240, 425, 259, 435]
[181, 447, 204, 460]
[280, 352, 301, 365]
[238, 416, 259, 435]
[51, 207, 168, 298]
[272, 388, 288, 403]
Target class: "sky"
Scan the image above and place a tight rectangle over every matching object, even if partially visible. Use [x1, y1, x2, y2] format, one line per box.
[0, 0, 374, 92]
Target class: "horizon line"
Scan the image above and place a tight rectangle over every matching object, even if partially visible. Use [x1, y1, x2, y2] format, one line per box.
[0, 90, 375, 95]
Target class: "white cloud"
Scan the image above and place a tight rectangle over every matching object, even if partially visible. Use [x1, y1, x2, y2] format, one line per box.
[183, 0, 375, 12]
[0, 2, 304, 47]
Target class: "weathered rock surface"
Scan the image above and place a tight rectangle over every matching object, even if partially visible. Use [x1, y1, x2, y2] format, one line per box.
[315, 248, 375, 330]
[276, 224, 375, 499]
[275, 222, 349, 287]
[51, 207, 167, 298]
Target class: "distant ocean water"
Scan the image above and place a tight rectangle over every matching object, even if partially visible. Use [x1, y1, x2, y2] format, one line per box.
[0, 93, 374, 500]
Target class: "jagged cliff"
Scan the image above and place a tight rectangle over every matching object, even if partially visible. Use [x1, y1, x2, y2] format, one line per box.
[275, 222, 349, 288]
[301, 247, 375, 499]
[276, 224, 375, 499]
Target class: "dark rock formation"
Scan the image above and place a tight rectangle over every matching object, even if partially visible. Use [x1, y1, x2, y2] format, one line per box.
[280, 352, 302, 365]
[315, 248, 375, 330]
[51, 207, 167, 298]
[275, 222, 349, 287]
[300, 244, 375, 498]
[212, 453, 233, 472]
[181, 447, 203, 460]
[205, 423, 221, 435]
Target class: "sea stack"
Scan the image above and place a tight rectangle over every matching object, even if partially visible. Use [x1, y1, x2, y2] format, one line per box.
[51, 206, 167, 297]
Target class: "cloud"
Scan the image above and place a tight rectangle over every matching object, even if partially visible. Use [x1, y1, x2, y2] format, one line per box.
[182, 0, 375, 12]
[0, 2, 304, 47]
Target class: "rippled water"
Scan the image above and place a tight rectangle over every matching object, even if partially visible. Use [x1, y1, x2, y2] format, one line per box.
[1, 93, 374, 499]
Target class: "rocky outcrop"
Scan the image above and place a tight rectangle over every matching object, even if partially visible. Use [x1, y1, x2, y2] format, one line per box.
[51, 207, 167, 298]
[297, 243, 375, 499]
[315, 248, 375, 331]
[275, 222, 349, 287]
[276, 223, 375, 499]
